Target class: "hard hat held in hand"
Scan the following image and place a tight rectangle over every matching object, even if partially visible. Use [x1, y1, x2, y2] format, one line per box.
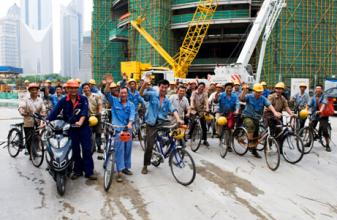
[120, 130, 131, 142]
[89, 116, 98, 127]
[299, 109, 309, 119]
[217, 116, 227, 126]
[204, 113, 214, 122]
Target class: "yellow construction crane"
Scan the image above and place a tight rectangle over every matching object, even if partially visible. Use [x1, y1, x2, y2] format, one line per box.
[124, 0, 218, 79]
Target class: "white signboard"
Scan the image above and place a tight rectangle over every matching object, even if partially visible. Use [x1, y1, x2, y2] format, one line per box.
[291, 78, 309, 98]
[324, 79, 337, 91]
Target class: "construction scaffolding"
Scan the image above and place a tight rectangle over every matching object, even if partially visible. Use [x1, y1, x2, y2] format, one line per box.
[92, 0, 127, 82]
[128, 0, 175, 67]
[262, 0, 337, 87]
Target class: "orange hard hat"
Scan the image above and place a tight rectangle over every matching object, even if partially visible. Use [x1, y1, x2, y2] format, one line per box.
[66, 80, 80, 88]
[28, 83, 39, 90]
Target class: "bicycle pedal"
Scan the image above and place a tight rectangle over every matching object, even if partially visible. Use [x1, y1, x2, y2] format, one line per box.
[97, 156, 104, 160]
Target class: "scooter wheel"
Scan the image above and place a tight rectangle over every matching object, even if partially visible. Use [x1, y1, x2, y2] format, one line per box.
[56, 174, 66, 196]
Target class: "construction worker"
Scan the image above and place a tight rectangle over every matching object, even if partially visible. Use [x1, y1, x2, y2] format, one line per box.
[51, 86, 64, 108]
[264, 82, 294, 138]
[233, 80, 242, 97]
[169, 85, 190, 125]
[104, 80, 135, 182]
[208, 82, 217, 96]
[83, 83, 103, 153]
[139, 78, 183, 175]
[215, 82, 240, 144]
[186, 79, 198, 102]
[189, 82, 210, 147]
[167, 81, 177, 97]
[127, 79, 145, 132]
[18, 83, 46, 157]
[291, 83, 309, 129]
[88, 79, 99, 93]
[240, 83, 281, 158]
[45, 80, 55, 95]
[309, 85, 331, 152]
[48, 80, 97, 180]
[261, 81, 270, 98]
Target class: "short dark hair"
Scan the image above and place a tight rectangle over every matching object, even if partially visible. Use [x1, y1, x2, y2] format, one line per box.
[178, 85, 187, 90]
[158, 79, 170, 86]
[120, 86, 128, 92]
[316, 84, 323, 89]
[198, 82, 206, 87]
[82, 83, 90, 89]
[55, 85, 62, 90]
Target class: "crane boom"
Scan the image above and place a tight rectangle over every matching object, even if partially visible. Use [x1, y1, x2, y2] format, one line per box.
[130, 0, 218, 78]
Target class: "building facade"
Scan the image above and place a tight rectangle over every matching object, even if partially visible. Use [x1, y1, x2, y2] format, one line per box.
[0, 4, 21, 67]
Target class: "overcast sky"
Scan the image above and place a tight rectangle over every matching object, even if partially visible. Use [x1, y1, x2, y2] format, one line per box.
[0, 0, 93, 73]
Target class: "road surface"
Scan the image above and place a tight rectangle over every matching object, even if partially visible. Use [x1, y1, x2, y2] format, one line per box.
[0, 106, 337, 220]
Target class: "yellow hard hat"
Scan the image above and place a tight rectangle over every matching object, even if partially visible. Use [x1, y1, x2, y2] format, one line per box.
[45, 80, 51, 83]
[171, 128, 185, 140]
[261, 81, 267, 86]
[109, 82, 117, 88]
[253, 83, 264, 92]
[299, 109, 309, 119]
[204, 113, 214, 122]
[233, 80, 240, 86]
[128, 78, 137, 84]
[75, 78, 81, 83]
[217, 116, 227, 126]
[24, 80, 30, 83]
[275, 82, 285, 89]
[89, 116, 98, 126]
[299, 83, 307, 88]
[88, 79, 96, 85]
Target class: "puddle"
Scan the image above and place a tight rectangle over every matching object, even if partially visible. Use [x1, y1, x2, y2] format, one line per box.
[85, 175, 150, 220]
[197, 160, 274, 220]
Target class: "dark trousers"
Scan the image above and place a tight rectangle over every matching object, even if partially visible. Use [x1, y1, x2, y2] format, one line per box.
[312, 117, 330, 138]
[23, 127, 34, 154]
[70, 126, 94, 176]
[189, 115, 207, 140]
[144, 124, 158, 166]
[91, 115, 102, 152]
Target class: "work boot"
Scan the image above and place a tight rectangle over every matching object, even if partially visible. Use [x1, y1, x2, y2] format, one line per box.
[116, 173, 123, 182]
[70, 172, 82, 180]
[326, 145, 331, 152]
[203, 140, 210, 147]
[122, 169, 133, 176]
[86, 173, 98, 180]
[141, 166, 148, 175]
[251, 149, 261, 159]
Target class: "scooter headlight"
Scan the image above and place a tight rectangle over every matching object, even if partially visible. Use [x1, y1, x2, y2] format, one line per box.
[68, 149, 73, 160]
[59, 137, 69, 149]
[49, 138, 58, 148]
[63, 124, 70, 131]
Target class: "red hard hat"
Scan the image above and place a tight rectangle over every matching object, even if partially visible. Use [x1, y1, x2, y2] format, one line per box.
[119, 131, 131, 142]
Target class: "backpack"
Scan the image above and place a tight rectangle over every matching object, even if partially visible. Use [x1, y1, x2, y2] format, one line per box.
[320, 98, 334, 117]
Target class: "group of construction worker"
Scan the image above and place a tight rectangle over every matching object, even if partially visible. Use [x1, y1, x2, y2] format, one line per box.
[18, 75, 332, 183]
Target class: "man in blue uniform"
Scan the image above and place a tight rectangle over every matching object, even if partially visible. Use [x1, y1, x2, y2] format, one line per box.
[105, 83, 135, 182]
[48, 80, 96, 180]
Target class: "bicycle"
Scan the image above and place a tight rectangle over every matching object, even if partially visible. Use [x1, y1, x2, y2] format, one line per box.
[132, 114, 146, 151]
[218, 114, 237, 158]
[97, 122, 127, 192]
[151, 123, 196, 186]
[272, 115, 304, 164]
[7, 113, 45, 168]
[188, 113, 203, 152]
[232, 117, 280, 171]
[298, 114, 332, 154]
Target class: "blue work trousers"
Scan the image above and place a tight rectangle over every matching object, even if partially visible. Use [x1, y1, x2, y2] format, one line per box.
[70, 126, 94, 176]
[114, 133, 132, 172]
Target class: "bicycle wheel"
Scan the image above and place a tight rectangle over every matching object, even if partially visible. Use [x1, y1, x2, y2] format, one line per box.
[264, 137, 280, 171]
[257, 124, 266, 151]
[138, 124, 146, 151]
[151, 142, 162, 167]
[298, 127, 313, 154]
[7, 128, 22, 158]
[232, 127, 249, 156]
[104, 151, 115, 192]
[189, 123, 202, 152]
[219, 128, 229, 158]
[169, 148, 196, 186]
[30, 135, 44, 168]
[282, 133, 304, 164]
